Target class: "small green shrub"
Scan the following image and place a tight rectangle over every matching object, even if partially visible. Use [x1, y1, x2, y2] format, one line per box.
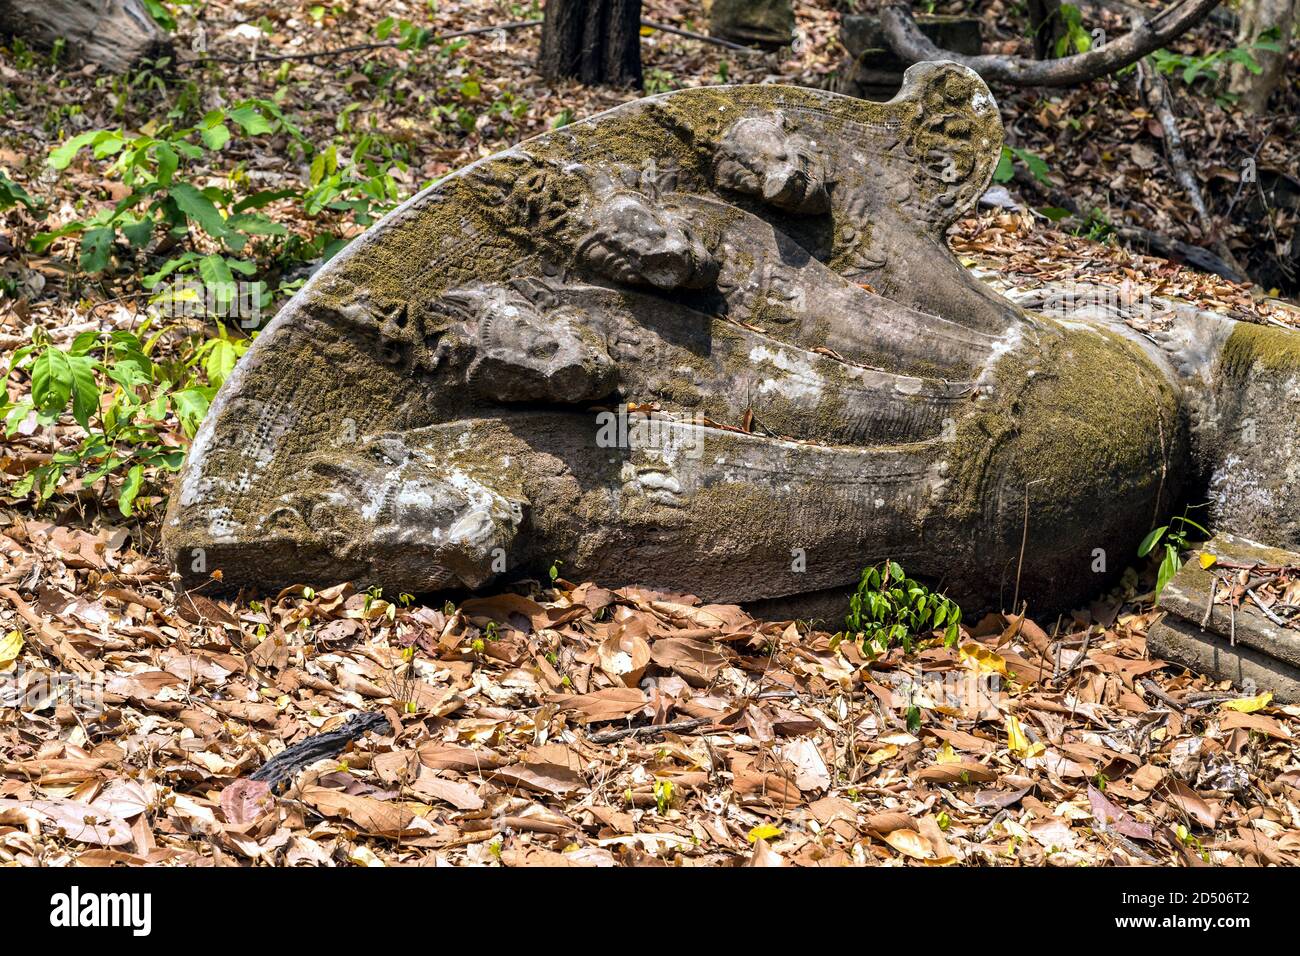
[1138, 512, 1208, 598]
[846, 560, 962, 654]
[993, 145, 1051, 187]
[1147, 30, 1282, 88]
[1, 322, 248, 515]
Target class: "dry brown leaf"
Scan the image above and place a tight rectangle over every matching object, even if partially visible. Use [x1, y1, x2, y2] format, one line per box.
[301, 786, 431, 838]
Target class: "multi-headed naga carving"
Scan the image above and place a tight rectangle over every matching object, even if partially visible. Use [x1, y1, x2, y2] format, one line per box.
[166, 63, 1300, 613]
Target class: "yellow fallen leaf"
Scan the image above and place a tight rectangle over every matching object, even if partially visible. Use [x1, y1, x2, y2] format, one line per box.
[1006, 715, 1045, 759]
[867, 744, 898, 766]
[936, 741, 961, 764]
[1006, 714, 1029, 751]
[1222, 691, 1272, 713]
[960, 642, 1007, 675]
[884, 829, 934, 860]
[1199, 552, 1217, 569]
[0, 630, 23, 667]
[747, 823, 782, 843]
[348, 846, 386, 867]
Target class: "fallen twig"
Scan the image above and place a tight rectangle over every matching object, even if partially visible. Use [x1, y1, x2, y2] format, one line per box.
[1246, 588, 1288, 628]
[587, 717, 711, 745]
[1141, 677, 1185, 712]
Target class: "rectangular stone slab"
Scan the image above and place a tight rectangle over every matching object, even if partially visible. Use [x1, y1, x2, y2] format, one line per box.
[1147, 617, 1300, 704]
[1148, 531, 1300, 702]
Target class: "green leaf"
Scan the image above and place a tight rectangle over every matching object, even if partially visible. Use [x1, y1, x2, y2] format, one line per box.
[30, 220, 86, 253]
[91, 132, 124, 160]
[31, 348, 74, 414]
[154, 141, 179, 187]
[199, 253, 235, 306]
[141, 0, 176, 31]
[169, 182, 230, 241]
[1137, 525, 1167, 558]
[48, 131, 100, 170]
[79, 226, 115, 273]
[201, 123, 231, 151]
[142, 251, 200, 288]
[228, 104, 274, 135]
[1155, 546, 1182, 598]
[993, 146, 1014, 184]
[1037, 206, 1072, 222]
[1013, 147, 1052, 186]
[118, 463, 145, 517]
[170, 387, 211, 438]
[203, 337, 240, 388]
[0, 171, 37, 211]
[67, 331, 99, 357]
[68, 355, 100, 429]
[230, 187, 297, 213]
[226, 212, 287, 236]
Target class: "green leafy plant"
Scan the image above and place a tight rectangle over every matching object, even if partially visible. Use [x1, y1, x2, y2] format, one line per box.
[654, 779, 674, 815]
[644, 68, 677, 95]
[994, 145, 1051, 187]
[1138, 512, 1209, 598]
[846, 560, 962, 654]
[374, 16, 436, 50]
[36, 99, 300, 291]
[1052, 3, 1092, 58]
[0, 171, 37, 212]
[1073, 206, 1114, 243]
[301, 136, 406, 227]
[1147, 30, 1282, 89]
[1, 322, 247, 515]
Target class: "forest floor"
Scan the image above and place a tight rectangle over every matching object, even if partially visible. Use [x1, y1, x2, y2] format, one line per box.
[0, 0, 1298, 866]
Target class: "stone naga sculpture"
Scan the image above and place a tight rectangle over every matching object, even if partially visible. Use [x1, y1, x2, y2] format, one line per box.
[165, 62, 1300, 613]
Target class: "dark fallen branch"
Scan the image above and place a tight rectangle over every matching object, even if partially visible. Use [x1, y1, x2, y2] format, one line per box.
[1116, 226, 1243, 283]
[250, 711, 391, 790]
[1136, 58, 1247, 279]
[879, 0, 1221, 86]
[587, 716, 711, 744]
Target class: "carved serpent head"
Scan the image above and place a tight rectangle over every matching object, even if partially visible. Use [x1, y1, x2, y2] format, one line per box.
[713, 114, 831, 215]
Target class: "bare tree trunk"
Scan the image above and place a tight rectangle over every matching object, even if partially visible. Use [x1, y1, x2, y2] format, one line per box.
[1228, 0, 1296, 114]
[539, 0, 643, 89]
[0, 0, 172, 71]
